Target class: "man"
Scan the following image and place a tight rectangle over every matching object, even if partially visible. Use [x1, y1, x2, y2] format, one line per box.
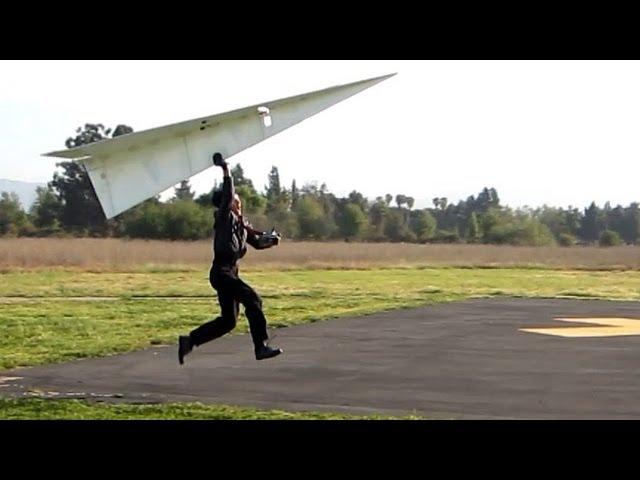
[178, 153, 283, 364]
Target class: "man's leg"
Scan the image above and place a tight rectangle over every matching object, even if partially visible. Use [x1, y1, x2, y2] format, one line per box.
[190, 290, 238, 346]
[179, 286, 238, 365]
[231, 277, 282, 360]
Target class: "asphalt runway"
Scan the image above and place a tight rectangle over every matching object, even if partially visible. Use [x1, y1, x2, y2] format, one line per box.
[2, 298, 640, 419]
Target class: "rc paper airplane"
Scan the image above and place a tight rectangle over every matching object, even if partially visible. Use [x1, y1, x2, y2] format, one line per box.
[43, 73, 396, 219]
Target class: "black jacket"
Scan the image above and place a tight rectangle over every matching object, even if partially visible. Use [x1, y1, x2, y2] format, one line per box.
[212, 175, 274, 266]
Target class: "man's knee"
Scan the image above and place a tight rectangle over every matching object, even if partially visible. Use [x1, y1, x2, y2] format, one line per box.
[252, 292, 263, 309]
[244, 292, 263, 312]
[220, 313, 237, 331]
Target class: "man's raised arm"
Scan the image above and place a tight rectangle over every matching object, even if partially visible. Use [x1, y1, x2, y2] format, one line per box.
[213, 153, 234, 211]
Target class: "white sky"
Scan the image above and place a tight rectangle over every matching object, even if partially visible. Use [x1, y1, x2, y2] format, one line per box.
[1, 60, 639, 209]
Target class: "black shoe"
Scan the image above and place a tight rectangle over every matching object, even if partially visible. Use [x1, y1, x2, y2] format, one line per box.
[178, 335, 193, 365]
[255, 344, 283, 361]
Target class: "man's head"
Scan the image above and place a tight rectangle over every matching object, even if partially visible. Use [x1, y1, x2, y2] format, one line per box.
[231, 193, 242, 216]
[213, 189, 242, 215]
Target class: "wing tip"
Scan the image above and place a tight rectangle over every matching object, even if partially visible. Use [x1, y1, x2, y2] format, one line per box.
[347, 72, 397, 89]
[41, 150, 91, 160]
[41, 151, 60, 158]
[369, 72, 398, 82]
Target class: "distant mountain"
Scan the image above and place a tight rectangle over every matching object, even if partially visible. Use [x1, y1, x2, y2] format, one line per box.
[0, 179, 47, 211]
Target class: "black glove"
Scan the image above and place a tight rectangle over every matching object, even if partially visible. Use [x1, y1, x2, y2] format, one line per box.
[212, 152, 227, 167]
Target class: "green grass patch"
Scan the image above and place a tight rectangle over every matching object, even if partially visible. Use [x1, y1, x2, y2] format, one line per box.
[0, 398, 419, 420]
[1, 267, 638, 370]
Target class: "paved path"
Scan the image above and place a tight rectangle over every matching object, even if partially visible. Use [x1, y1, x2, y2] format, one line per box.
[3, 298, 640, 419]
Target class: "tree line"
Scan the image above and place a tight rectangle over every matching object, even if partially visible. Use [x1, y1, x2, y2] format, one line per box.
[1, 123, 638, 247]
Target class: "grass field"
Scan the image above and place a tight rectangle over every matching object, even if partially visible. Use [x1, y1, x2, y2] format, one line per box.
[0, 398, 419, 420]
[2, 242, 639, 419]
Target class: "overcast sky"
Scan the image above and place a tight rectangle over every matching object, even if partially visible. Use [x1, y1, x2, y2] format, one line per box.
[1, 60, 638, 209]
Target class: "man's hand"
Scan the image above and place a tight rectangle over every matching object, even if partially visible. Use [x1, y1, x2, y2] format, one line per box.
[264, 232, 280, 248]
[213, 152, 228, 168]
[269, 227, 281, 246]
[213, 152, 230, 178]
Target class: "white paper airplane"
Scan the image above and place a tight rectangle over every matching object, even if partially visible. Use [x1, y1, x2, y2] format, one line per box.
[42, 73, 396, 219]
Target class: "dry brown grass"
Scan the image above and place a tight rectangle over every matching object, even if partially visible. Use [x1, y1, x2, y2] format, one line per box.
[1, 238, 639, 271]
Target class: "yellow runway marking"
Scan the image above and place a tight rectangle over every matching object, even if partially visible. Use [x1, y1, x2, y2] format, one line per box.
[520, 317, 640, 338]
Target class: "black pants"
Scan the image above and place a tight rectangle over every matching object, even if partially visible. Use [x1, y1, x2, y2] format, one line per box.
[189, 264, 268, 350]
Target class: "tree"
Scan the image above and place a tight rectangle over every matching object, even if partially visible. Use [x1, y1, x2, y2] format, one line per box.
[235, 184, 266, 215]
[290, 179, 299, 209]
[483, 217, 556, 246]
[580, 202, 600, 243]
[409, 209, 436, 242]
[367, 197, 389, 241]
[478, 208, 502, 241]
[231, 164, 254, 189]
[563, 207, 582, 237]
[347, 190, 368, 212]
[162, 201, 211, 240]
[297, 182, 336, 238]
[112, 124, 134, 137]
[406, 197, 415, 210]
[432, 197, 448, 210]
[606, 204, 626, 238]
[558, 233, 576, 246]
[394, 194, 414, 210]
[195, 180, 219, 208]
[225, 163, 264, 215]
[476, 187, 499, 213]
[265, 166, 282, 206]
[295, 196, 331, 239]
[267, 207, 298, 239]
[384, 209, 415, 242]
[337, 203, 368, 240]
[317, 183, 335, 216]
[50, 160, 106, 233]
[431, 229, 460, 243]
[489, 188, 500, 208]
[466, 211, 480, 242]
[622, 203, 640, 244]
[29, 186, 63, 231]
[0, 192, 29, 235]
[535, 206, 564, 239]
[65, 123, 110, 148]
[121, 198, 166, 239]
[264, 166, 292, 227]
[173, 180, 194, 201]
[599, 229, 622, 247]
